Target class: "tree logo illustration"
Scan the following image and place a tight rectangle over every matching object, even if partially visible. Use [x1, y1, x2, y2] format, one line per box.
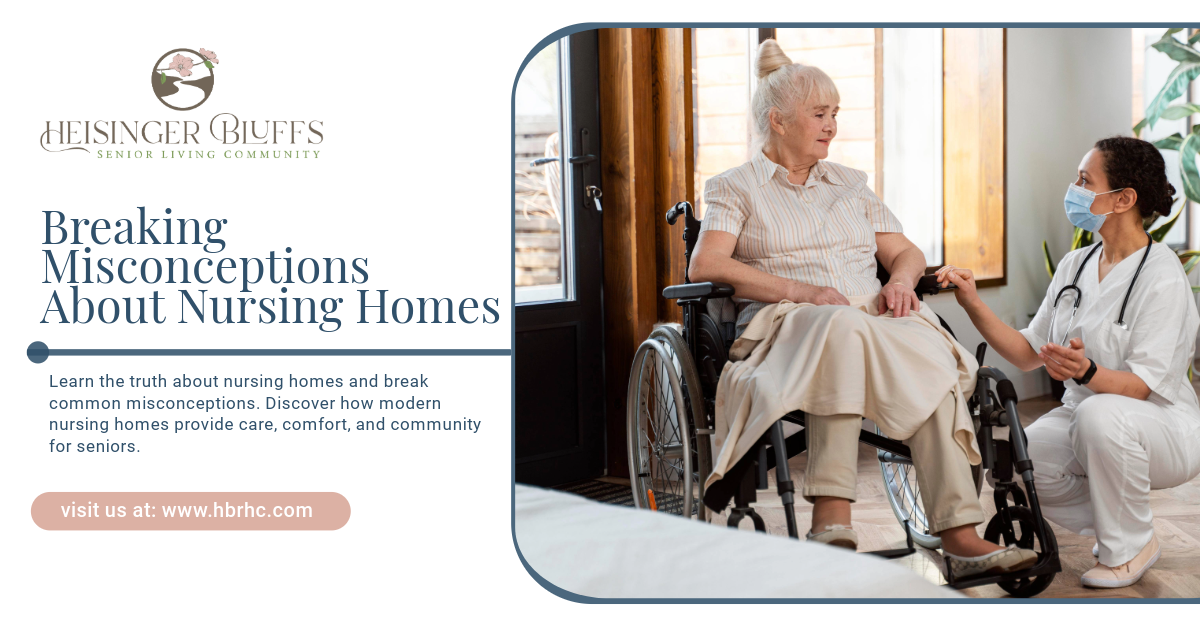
[151, 48, 219, 111]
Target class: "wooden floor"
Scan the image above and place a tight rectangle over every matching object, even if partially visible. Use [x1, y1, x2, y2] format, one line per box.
[692, 394, 1200, 598]
[602, 391, 1200, 598]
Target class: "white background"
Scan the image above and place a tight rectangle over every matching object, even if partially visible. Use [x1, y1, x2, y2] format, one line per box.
[0, 1, 1195, 626]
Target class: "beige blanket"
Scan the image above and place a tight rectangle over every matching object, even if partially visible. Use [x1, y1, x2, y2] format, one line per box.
[706, 294, 980, 489]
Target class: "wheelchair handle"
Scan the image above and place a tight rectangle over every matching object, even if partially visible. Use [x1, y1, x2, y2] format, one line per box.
[666, 201, 693, 226]
[995, 378, 1019, 409]
[915, 274, 958, 296]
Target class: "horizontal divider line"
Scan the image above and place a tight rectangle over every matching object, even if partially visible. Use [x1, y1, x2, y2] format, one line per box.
[45, 349, 511, 357]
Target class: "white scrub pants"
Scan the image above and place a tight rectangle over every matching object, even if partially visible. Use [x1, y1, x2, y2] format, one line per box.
[1025, 393, 1200, 566]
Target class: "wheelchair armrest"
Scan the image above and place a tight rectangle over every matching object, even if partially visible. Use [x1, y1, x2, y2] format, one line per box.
[662, 281, 735, 300]
[915, 274, 955, 297]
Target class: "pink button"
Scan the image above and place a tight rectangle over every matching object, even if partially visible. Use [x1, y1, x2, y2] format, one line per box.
[32, 492, 350, 530]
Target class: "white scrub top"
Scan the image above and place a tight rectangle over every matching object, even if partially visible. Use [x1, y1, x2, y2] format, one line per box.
[1021, 241, 1200, 413]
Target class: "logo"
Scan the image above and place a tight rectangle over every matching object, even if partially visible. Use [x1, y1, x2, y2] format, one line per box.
[41, 46, 325, 160]
[152, 48, 219, 111]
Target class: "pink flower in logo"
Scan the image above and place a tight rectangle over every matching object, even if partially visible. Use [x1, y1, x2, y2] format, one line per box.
[199, 48, 219, 64]
[171, 54, 194, 77]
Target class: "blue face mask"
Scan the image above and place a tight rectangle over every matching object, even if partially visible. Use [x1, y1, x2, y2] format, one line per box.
[1064, 183, 1125, 232]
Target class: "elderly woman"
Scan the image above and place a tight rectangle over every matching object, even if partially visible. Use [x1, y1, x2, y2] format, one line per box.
[690, 40, 1032, 576]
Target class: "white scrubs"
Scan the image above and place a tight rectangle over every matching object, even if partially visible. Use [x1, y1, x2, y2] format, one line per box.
[1020, 241, 1200, 567]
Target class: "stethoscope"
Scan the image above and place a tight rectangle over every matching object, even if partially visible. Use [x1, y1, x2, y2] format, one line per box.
[1047, 233, 1154, 346]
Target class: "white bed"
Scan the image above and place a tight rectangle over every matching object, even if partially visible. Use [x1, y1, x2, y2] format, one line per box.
[514, 484, 960, 599]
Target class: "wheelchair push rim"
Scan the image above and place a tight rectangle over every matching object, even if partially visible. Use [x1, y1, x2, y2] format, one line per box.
[647, 326, 712, 521]
[626, 337, 695, 518]
[877, 426, 984, 550]
[877, 439, 941, 550]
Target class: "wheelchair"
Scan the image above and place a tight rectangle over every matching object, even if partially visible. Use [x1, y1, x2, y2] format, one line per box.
[626, 201, 1061, 597]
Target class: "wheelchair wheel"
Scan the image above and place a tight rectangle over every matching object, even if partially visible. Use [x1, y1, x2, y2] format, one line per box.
[878, 426, 983, 550]
[626, 337, 696, 518]
[984, 506, 1056, 598]
[647, 326, 712, 521]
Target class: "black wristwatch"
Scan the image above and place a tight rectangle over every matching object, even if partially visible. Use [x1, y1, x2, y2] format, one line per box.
[1073, 359, 1098, 386]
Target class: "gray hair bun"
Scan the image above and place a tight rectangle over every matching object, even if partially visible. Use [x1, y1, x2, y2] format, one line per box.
[755, 39, 793, 79]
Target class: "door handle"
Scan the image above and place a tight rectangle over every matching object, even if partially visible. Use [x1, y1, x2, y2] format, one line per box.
[575, 127, 600, 210]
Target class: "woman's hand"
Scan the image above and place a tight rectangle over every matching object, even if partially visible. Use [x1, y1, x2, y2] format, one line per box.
[791, 282, 850, 306]
[935, 265, 981, 309]
[1040, 338, 1089, 382]
[878, 281, 920, 318]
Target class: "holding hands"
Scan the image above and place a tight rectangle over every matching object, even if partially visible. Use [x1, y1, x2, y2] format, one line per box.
[935, 265, 980, 308]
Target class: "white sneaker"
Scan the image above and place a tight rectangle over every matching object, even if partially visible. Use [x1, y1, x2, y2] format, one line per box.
[1092, 542, 1099, 557]
[1081, 534, 1160, 589]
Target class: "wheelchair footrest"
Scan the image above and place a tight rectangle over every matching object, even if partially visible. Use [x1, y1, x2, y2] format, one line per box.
[867, 547, 917, 559]
[868, 518, 917, 559]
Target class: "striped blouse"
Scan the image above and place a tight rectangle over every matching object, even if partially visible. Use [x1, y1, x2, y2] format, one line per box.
[699, 150, 904, 331]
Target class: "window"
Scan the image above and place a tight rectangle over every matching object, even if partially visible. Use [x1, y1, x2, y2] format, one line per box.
[882, 29, 943, 266]
[514, 40, 569, 303]
[692, 28, 950, 268]
[693, 28, 751, 219]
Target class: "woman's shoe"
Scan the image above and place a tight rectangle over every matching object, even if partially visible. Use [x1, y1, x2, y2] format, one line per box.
[1081, 534, 1160, 589]
[944, 546, 1038, 578]
[806, 524, 858, 550]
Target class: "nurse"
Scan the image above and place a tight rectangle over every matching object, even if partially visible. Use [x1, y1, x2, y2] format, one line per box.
[937, 136, 1200, 589]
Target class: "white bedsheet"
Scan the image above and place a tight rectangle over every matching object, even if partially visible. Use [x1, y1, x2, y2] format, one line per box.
[514, 484, 960, 599]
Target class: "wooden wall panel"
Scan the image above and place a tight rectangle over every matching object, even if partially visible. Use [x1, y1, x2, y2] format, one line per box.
[943, 28, 1006, 284]
[653, 28, 693, 324]
[599, 28, 658, 478]
[598, 28, 697, 477]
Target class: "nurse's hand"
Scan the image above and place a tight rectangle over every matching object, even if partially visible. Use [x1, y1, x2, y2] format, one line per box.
[1040, 338, 1088, 381]
[935, 266, 980, 309]
[878, 281, 919, 317]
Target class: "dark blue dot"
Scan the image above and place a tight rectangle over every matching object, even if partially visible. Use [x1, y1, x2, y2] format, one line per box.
[286, 247, 292, 253]
[165, 208, 172, 214]
[281, 287, 288, 293]
[27, 341, 49, 364]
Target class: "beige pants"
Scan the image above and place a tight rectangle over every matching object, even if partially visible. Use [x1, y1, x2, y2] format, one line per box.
[803, 392, 983, 534]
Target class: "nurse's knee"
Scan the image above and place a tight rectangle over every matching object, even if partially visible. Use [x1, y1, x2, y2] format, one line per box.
[1070, 394, 1131, 449]
[1022, 425, 1073, 500]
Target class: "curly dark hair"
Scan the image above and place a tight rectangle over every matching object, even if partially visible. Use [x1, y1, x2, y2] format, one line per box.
[1093, 136, 1176, 219]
